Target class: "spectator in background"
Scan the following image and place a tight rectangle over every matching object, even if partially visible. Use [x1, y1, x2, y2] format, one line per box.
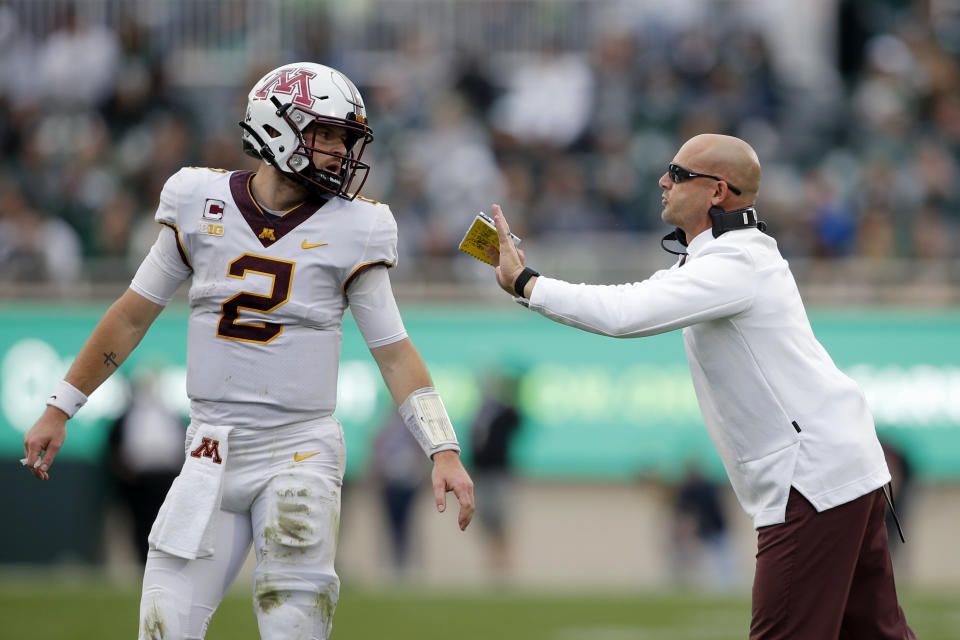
[108, 367, 187, 564]
[0, 1, 958, 294]
[805, 168, 858, 259]
[371, 413, 430, 574]
[490, 45, 594, 150]
[590, 127, 646, 230]
[410, 93, 506, 251]
[669, 461, 735, 589]
[469, 369, 524, 573]
[0, 6, 40, 105]
[529, 154, 615, 233]
[452, 52, 501, 121]
[586, 25, 640, 144]
[94, 189, 137, 257]
[0, 178, 83, 282]
[36, 3, 119, 107]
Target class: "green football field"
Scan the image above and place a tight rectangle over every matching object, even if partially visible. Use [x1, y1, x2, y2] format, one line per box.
[0, 574, 955, 639]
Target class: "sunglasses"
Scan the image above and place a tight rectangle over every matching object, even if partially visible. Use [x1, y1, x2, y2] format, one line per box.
[668, 163, 742, 196]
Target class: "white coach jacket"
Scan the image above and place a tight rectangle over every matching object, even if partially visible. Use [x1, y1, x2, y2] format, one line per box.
[527, 227, 890, 528]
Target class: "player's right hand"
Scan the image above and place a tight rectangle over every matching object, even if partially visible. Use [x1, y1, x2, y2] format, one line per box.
[22, 407, 68, 481]
[431, 450, 476, 531]
[487, 204, 526, 295]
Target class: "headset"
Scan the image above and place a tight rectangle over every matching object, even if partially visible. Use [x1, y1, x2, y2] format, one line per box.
[661, 205, 767, 256]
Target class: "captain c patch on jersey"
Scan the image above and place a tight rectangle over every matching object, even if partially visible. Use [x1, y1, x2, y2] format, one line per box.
[203, 198, 226, 220]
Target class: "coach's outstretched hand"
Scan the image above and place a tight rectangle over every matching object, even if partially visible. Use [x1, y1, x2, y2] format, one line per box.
[431, 450, 475, 531]
[487, 204, 527, 296]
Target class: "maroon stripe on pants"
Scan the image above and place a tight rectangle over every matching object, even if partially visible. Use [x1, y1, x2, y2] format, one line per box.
[750, 488, 915, 640]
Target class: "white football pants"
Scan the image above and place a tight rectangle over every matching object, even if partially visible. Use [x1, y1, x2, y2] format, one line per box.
[139, 418, 346, 640]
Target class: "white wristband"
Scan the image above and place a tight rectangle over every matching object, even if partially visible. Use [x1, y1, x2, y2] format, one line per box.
[46, 380, 88, 418]
[398, 387, 461, 459]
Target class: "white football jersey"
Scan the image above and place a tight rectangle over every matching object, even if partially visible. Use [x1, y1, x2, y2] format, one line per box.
[150, 167, 398, 428]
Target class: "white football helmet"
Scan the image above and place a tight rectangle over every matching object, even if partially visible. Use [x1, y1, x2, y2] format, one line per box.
[240, 62, 373, 200]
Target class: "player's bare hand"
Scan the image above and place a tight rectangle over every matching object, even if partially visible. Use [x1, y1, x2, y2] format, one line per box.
[22, 406, 68, 481]
[431, 450, 475, 531]
[486, 204, 526, 295]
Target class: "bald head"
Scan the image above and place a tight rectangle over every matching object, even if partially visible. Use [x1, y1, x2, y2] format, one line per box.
[675, 134, 761, 202]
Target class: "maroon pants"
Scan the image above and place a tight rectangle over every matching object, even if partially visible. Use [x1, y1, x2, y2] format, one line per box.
[751, 488, 915, 639]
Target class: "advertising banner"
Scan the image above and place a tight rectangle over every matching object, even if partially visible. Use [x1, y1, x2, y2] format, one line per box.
[2, 305, 958, 481]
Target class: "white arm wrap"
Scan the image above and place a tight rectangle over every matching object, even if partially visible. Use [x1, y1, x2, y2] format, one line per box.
[47, 380, 88, 418]
[398, 387, 461, 458]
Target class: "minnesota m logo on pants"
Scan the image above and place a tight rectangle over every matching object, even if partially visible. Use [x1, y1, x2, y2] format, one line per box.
[190, 438, 223, 464]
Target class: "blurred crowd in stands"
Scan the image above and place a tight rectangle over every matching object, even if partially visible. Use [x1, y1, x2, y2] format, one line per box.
[0, 0, 958, 287]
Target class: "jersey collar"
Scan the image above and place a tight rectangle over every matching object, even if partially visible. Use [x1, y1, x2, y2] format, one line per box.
[229, 170, 329, 248]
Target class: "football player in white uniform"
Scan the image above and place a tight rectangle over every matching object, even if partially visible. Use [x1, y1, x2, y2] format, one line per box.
[22, 62, 475, 640]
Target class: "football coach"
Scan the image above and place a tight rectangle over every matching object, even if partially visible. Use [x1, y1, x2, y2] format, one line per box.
[485, 134, 916, 639]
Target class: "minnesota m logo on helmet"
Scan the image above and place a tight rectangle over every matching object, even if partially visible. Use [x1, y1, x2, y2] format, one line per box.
[253, 68, 317, 108]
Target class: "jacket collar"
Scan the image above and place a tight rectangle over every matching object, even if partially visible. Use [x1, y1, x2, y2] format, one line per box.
[685, 228, 715, 260]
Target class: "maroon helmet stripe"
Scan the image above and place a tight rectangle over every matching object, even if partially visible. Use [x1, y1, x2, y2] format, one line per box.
[229, 171, 325, 248]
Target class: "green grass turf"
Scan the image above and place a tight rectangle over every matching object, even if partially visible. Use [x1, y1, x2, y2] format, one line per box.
[0, 574, 955, 639]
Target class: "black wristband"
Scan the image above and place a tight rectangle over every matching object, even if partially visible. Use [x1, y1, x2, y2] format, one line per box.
[513, 266, 540, 298]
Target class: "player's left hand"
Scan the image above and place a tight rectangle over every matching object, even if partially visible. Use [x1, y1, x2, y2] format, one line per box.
[431, 450, 475, 531]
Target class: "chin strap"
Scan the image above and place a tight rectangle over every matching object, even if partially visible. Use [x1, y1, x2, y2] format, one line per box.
[239, 120, 276, 164]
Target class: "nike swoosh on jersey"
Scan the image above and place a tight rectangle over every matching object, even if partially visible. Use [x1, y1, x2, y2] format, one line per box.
[293, 451, 322, 462]
[301, 240, 328, 249]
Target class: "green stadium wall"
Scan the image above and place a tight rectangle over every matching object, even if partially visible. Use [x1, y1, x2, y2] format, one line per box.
[2, 304, 959, 482]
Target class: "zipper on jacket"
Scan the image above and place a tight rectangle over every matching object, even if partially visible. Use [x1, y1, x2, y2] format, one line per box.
[791, 420, 801, 433]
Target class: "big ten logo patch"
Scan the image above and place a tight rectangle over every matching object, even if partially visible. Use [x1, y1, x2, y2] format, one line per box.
[190, 438, 223, 464]
[199, 221, 224, 237]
